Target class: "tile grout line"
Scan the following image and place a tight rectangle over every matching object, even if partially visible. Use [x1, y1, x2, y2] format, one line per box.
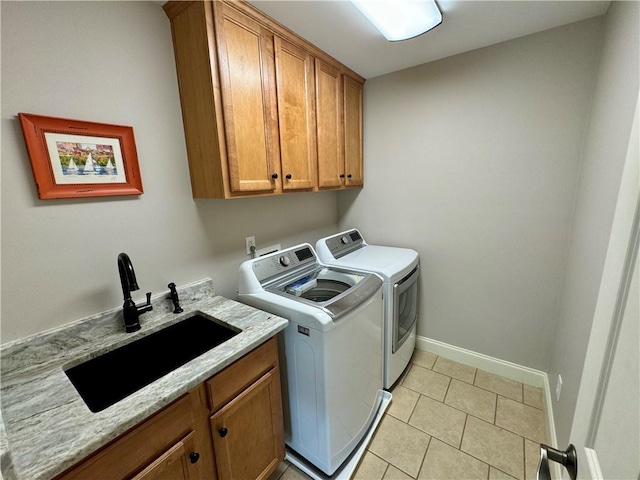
[449, 431, 498, 478]
[493, 465, 520, 479]
[381, 462, 390, 479]
[401, 370, 546, 444]
[429, 354, 438, 370]
[458, 415, 539, 478]
[459, 409, 520, 477]
[405, 391, 421, 424]
[425, 357, 540, 403]
[494, 394, 547, 443]
[405, 402, 518, 480]
[465, 381, 530, 405]
[459, 412, 469, 450]
[410, 384, 512, 428]
[276, 463, 288, 480]
[522, 432, 527, 480]
[348, 357, 545, 480]
[497, 392, 545, 412]
[414, 434, 432, 479]
[370, 414, 434, 478]
[365, 450, 391, 479]
[442, 371, 453, 403]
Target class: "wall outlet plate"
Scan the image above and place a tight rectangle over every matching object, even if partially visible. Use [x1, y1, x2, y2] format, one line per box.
[245, 236, 256, 255]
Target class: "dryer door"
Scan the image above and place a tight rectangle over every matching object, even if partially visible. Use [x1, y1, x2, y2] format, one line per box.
[392, 265, 419, 353]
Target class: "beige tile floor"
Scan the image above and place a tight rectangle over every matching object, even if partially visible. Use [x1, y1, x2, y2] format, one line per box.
[270, 351, 547, 480]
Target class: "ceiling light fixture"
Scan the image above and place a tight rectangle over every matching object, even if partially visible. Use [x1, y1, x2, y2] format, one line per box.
[351, 0, 443, 42]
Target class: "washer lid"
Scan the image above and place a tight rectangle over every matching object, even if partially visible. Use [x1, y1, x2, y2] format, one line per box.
[267, 268, 382, 320]
[321, 245, 419, 281]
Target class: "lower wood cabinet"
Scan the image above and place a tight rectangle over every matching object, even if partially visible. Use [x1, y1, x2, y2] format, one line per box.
[56, 337, 284, 480]
[206, 336, 284, 480]
[131, 432, 199, 480]
[210, 370, 284, 480]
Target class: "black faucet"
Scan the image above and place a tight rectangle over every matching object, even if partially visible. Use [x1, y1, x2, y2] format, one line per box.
[117, 253, 153, 332]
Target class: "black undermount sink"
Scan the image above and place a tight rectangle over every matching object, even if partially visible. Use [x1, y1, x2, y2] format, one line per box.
[65, 314, 241, 413]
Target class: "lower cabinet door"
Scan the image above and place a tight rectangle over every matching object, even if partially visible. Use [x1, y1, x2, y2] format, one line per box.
[132, 431, 199, 480]
[210, 369, 284, 480]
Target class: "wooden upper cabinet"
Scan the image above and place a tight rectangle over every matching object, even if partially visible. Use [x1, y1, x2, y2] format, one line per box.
[214, 2, 279, 193]
[164, 0, 365, 198]
[315, 59, 344, 189]
[316, 63, 364, 190]
[274, 37, 316, 191]
[343, 74, 364, 187]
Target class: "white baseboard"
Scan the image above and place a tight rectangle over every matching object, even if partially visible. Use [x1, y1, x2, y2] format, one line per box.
[415, 335, 559, 453]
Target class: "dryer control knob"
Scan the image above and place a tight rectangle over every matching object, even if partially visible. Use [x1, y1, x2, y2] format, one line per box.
[279, 256, 291, 267]
[341, 236, 349, 245]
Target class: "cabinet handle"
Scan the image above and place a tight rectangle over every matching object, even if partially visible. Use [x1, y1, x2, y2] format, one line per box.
[285, 174, 292, 180]
[339, 174, 345, 178]
[271, 173, 278, 179]
[189, 452, 200, 464]
[347, 174, 353, 179]
[218, 427, 228, 438]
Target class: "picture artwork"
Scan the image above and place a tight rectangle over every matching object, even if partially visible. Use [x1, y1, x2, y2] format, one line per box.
[18, 113, 143, 199]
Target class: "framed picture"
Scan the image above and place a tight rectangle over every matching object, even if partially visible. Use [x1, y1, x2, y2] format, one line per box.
[18, 113, 143, 199]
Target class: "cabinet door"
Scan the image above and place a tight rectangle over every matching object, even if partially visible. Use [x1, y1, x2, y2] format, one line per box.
[132, 432, 198, 480]
[274, 37, 316, 190]
[56, 394, 203, 480]
[315, 59, 344, 189]
[214, 2, 279, 193]
[343, 74, 364, 187]
[210, 369, 284, 480]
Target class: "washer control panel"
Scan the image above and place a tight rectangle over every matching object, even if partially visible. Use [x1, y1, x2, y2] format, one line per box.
[324, 229, 365, 259]
[252, 245, 317, 283]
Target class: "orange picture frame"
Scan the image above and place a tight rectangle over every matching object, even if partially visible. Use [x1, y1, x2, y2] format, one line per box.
[18, 113, 143, 200]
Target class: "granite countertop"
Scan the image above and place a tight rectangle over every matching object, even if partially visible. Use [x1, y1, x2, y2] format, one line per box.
[0, 278, 288, 480]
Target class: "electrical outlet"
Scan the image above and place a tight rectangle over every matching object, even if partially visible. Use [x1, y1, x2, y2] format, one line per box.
[556, 374, 563, 402]
[245, 236, 256, 255]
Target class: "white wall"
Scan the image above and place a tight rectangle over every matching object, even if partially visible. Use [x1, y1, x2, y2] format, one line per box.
[547, 0, 639, 446]
[0, 1, 338, 343]
[338, 17, 605, 370]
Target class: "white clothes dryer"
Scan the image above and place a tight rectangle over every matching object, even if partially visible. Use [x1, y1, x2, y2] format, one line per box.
[238, 244, 389, 477]
[316, 229, 419, 389]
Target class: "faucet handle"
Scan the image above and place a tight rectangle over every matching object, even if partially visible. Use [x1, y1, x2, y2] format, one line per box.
[168, 283, 184, 314]
[136, 292, 153, 316]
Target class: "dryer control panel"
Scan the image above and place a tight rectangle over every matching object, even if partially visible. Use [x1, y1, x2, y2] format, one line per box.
[323, 229, 366, 259]
[252, 245, 317, 283]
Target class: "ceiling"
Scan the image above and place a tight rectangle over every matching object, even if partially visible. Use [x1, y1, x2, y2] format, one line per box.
[246, 1, 611, 78]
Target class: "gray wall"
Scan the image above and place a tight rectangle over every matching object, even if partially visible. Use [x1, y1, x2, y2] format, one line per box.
[339, 17, 605, 371]
[0, 1, 338, 343]
[547, 0, 639, 446]
[3, 3, 637, 452]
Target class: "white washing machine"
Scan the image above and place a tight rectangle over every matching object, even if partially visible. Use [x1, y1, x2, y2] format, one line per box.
[238, 244, 390, 477]
[316, 229, 420, 389]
